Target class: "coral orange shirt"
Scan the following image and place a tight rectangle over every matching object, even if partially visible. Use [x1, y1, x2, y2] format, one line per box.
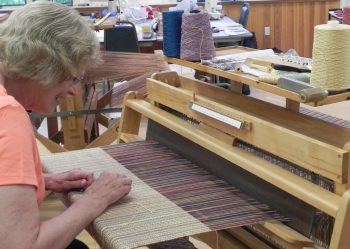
[0, 84, 45, 204]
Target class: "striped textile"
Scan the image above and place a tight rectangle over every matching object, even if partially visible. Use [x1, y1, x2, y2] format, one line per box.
[41, 141, 283, 249]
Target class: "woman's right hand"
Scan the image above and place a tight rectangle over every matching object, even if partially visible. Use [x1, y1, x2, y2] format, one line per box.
[83, 171, 132, 211]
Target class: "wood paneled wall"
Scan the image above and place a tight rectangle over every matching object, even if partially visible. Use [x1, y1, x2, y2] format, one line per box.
[223, 0, 339, 57]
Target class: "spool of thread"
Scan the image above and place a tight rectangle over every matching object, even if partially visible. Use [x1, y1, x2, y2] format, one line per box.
[310, 21, 350, 91]
[343, 6, 350, 24]
[180, 12, 215, 61]
[162, 10, 184, 58]
[299, 88, 328, 103]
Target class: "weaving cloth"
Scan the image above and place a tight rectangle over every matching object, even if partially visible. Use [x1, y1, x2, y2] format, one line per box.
[41, 141, 282, 249]
[42, 148, 209, 249]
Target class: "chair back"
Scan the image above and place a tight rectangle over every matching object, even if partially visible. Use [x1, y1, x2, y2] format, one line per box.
[104, 21, 140, 53]
[238, 3, 250, 28]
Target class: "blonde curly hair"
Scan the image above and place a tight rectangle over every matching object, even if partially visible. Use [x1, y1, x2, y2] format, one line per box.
[0, 2, 101, 85]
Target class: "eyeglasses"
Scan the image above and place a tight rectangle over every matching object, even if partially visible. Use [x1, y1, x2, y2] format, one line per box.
[71, 75, 84, 85]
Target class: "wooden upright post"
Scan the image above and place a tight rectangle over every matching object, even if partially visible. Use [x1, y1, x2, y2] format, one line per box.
[59, 82, 86, 150]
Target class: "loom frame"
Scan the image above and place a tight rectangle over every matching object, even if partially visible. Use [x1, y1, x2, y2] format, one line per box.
[117, 71, 350, 249]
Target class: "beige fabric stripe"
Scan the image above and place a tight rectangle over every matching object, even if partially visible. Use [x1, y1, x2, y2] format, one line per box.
[41, 148, 211, 249]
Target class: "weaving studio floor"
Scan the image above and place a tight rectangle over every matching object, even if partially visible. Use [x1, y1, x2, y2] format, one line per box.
[38, 65, 350, 249]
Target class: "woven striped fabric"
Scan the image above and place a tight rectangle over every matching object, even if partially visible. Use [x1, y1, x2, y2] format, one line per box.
[41, 141, 282, 249]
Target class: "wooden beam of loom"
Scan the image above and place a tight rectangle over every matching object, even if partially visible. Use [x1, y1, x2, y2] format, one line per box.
[59, 82, 86, 150]
[41, 141, 283, 249]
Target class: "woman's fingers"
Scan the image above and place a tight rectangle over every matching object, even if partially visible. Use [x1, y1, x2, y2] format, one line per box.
[85, 171, 132, 206]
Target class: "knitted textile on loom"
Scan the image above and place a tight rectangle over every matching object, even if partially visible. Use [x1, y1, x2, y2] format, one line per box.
[180, 12, 216, 61]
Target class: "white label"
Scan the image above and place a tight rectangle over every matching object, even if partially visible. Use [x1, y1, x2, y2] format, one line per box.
[190, 102, 242, 129]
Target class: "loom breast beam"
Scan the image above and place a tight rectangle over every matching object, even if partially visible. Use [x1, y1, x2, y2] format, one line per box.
[117, 71, 350, 249]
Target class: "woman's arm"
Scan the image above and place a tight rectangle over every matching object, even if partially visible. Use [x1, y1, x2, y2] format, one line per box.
[0, 171, 131, 249]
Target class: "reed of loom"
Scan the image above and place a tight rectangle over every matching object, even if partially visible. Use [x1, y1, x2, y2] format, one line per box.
[116, 71, 350, 249]
[44, 51, 169, 151]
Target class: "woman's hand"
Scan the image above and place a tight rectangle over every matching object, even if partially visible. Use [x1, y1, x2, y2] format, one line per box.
[83, 171, 132, 209]
[44, 169, 94, 193]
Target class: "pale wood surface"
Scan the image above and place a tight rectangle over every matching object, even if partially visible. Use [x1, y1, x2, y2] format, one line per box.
[84, 121, 119, 149]
[194, 231, 250, 249]
[117, 92, 143, 143]
[258, 221, 313, 246]
[329, 190, 350, 249]
[35, 132, 67, 153]
[59, 82, 86, 150]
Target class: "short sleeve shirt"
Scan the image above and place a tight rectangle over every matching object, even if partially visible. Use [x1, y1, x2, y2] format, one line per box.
[0, 84, 45, 204]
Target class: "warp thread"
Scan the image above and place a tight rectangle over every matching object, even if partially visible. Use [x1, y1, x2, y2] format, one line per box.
[343, 7, 350, 25]
[180, 12, 215, 61]
[310, 21, 350, 90]
[163, 10, 184, 58]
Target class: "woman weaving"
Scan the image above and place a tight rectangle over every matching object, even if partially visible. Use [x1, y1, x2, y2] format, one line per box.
[0, 2, 132, 249]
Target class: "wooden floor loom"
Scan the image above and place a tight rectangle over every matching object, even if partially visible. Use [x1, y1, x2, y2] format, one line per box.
[41, 71, 350, 249]
[115, 71, 350, 249]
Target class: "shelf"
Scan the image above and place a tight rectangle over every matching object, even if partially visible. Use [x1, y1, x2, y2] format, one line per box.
[165, 46, 350, 107]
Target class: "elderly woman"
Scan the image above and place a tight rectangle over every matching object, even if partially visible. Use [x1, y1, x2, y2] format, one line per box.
[0, 2, 132, 249]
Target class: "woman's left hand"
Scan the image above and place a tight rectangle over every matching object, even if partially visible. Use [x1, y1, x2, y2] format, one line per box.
[44, 169, 94, 193]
